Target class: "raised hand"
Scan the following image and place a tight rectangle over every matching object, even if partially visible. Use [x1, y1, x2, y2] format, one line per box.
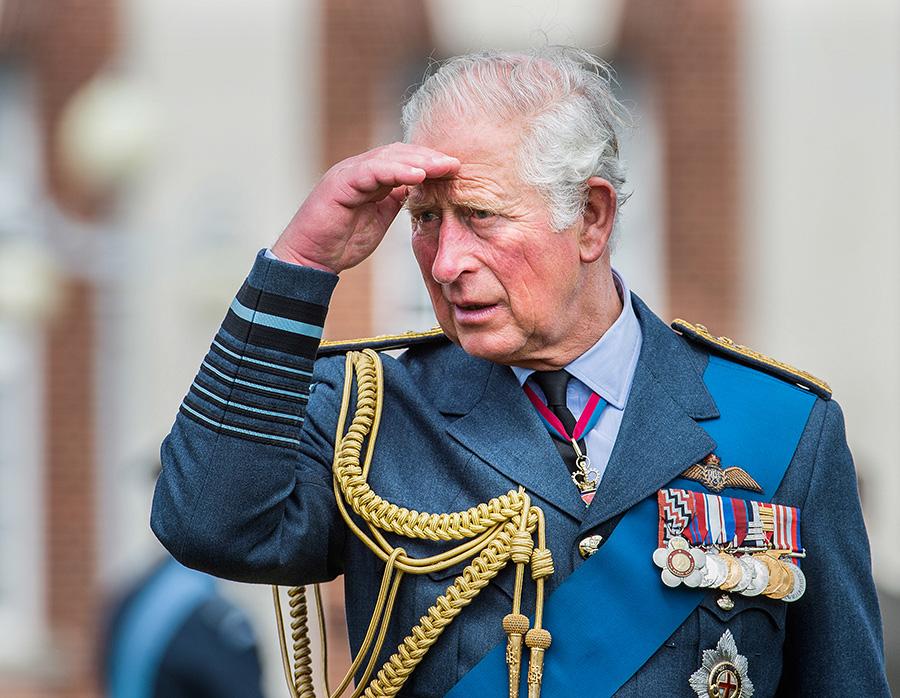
[271, 143, 459, 274]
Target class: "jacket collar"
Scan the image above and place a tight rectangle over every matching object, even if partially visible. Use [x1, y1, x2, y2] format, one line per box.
[434, 294, 720, 524]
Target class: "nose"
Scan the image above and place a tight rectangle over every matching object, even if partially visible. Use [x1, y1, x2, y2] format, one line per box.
[431, 218, 477, 285]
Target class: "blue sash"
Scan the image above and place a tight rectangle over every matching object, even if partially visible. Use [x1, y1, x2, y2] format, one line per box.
[445, 356, 817, 698]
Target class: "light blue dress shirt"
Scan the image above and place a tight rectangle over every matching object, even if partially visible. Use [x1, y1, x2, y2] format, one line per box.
[512, 269, 643, 485]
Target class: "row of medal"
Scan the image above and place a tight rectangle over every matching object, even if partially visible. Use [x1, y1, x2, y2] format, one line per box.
[653, 488, 806, 602]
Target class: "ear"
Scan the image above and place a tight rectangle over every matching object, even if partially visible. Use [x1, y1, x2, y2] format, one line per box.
[577, 177, 617, 263]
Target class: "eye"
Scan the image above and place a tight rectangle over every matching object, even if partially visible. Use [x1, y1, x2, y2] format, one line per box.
[414, 210, 439, 224]
[471, 209, 493, 220]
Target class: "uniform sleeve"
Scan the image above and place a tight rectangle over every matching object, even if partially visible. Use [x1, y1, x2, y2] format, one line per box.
[776, 398, 890, 696]
[150, 250, 346, 585]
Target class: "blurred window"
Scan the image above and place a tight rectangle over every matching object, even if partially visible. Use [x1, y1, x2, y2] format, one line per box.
[0, 63, 46, 666]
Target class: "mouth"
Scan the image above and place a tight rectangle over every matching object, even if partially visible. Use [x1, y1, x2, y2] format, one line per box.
[450, 301, 500, 324]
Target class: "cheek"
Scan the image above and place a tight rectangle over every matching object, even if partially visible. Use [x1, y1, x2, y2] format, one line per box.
[411, 234, 435, 274]
[411, 235, 447, 307]
[498, 246, 576, 316]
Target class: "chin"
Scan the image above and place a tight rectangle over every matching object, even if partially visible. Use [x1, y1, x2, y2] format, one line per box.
[455, 331, 523, 365]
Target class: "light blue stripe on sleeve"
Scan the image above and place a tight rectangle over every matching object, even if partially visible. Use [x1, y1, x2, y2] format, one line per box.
[191, 382, 303, 422]
[180, 403, 301, 446]
[229, 299, 324, 339]
[202, 361, 308, 399]
[213, 339, 313, 377]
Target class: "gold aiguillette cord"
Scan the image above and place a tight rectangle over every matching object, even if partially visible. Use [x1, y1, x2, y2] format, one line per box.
[274, 349, 554, 698]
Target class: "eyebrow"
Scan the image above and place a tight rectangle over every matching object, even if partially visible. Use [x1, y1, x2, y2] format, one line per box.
[405, 187, 497, 216]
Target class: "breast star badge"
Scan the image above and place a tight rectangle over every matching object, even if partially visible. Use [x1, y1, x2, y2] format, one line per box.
[689, 629, 754, 698]
[680, 454, 763, 495]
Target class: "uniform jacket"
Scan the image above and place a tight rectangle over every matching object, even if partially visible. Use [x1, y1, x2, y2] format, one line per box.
[151, 252, 890, 697]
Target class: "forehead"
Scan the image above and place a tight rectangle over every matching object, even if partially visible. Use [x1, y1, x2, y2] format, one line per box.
[406, 118, 533, 209]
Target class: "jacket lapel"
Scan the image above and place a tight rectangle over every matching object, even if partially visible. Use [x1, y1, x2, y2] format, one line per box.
[581, 296, 719, 531]
[436, 348, 588, 521]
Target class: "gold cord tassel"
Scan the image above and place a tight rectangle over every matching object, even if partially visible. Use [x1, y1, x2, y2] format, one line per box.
[525, 628, 552, 698]
[503, 613, 530, 698]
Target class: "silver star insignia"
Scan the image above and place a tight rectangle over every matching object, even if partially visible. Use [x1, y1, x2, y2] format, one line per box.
[689, 629, 754, 698]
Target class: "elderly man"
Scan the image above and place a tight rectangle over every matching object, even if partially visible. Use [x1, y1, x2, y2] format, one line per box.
[152, 47, 889, 698]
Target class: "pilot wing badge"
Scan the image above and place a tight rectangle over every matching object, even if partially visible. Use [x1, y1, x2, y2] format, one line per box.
[680, 454, 763, 495]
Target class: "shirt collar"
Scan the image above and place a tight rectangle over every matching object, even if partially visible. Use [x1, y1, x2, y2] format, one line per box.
[511, 268, 643, 410]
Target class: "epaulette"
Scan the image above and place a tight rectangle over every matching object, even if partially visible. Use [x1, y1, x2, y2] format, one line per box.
[316, 327, 448, 357]
[672, 319, 832, 400]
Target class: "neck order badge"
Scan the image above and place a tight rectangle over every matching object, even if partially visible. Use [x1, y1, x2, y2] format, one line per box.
[525, 370, 606, 504]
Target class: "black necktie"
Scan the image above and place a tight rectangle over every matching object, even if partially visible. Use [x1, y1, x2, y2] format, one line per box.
[531, 370, 586, 479]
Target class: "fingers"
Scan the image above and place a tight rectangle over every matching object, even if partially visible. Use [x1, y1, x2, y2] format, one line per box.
[331, 144, 459, 204]
[273, 144, 460, 273]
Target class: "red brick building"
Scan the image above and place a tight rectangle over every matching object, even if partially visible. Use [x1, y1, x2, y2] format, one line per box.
[2, 1, 896, 696]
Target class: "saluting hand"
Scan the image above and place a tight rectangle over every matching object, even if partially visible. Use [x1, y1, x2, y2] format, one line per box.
[271, 143, 460, 274]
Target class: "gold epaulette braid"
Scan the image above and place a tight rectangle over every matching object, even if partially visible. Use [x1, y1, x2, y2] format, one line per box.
[274, 348, 553, 698]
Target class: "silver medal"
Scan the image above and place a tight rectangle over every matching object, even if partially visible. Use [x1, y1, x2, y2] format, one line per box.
[699, 552, 727, 588]
[731, 556, 754, 593]
[654, 536, 706, 588]
[782, 562, 807, 602]
[689, 629, 755, 698]
[741, 555, 769, 597]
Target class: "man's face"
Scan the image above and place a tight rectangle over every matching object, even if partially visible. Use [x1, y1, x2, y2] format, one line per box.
[407, 118, 602, 369]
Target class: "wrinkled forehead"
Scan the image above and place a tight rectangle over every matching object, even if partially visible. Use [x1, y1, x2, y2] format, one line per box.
[405, 176, 495, 212]
[405, 116, 532, 211]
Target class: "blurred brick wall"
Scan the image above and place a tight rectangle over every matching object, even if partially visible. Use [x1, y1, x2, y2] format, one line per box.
[319, 0, 432, 342]
[0, 1, 116, 697]
[621, 0, 740, 338]
[317, 0, 433, 688]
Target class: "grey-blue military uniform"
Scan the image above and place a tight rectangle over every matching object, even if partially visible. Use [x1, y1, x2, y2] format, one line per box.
[151, 251, 890, 697]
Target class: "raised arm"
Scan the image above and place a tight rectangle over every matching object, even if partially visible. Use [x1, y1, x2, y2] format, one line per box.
[151, 144, 457, 584]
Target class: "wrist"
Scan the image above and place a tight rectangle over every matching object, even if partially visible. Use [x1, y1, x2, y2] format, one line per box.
[269, 241, 339, 274]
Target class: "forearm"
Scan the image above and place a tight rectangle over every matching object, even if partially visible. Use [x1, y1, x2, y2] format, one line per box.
[151, 251, 343, 584]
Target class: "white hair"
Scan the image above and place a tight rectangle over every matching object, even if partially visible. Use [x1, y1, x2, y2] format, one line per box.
[401, 46, 631, 239]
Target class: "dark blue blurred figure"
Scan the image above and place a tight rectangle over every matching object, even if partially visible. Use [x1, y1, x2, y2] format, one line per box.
[104, 556, 266, 698]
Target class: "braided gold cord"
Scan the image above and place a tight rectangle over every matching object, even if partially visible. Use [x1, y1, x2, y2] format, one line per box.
[276, 349, 552, 698]
[273, 585, 316, 698]
[333, 351, 530, 544]
[289, 586, 316, 698]
[362, 520, 525, 698]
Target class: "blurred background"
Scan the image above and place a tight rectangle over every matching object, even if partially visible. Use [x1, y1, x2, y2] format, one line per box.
[0, 0, 897, 696]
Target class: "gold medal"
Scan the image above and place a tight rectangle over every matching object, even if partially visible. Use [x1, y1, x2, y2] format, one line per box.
[768, 557, 795, 600]
[570, 445, 599, 494]
[718, 552, 743, 591]
[755, 552, 786, 598]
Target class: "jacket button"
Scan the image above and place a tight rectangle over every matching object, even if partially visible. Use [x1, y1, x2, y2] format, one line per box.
[578, 534, 604, 559]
